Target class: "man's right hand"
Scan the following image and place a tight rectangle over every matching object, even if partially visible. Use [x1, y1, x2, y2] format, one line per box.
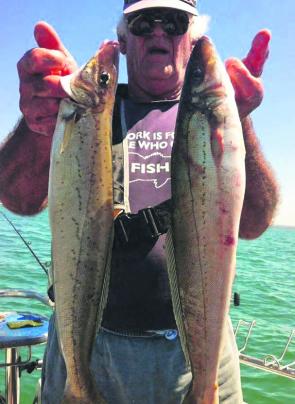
[17, 21, 78, 137]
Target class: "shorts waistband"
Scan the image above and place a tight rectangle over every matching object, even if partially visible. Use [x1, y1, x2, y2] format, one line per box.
[101, 327, 178, 340]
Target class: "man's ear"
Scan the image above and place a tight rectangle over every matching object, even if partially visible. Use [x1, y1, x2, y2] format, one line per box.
[118, 37, 127, 55]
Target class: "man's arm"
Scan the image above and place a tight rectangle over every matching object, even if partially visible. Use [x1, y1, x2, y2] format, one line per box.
[226, 29, 279, 238]
[239, 116, 279, 239]
[0, 118, 51, 215]
[0, 22, 76, 215]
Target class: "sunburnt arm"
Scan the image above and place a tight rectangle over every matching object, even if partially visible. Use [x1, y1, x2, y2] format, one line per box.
[239, 116, 279, 239]
[0, 117, 51, 215]
[225, 30, 279, 239]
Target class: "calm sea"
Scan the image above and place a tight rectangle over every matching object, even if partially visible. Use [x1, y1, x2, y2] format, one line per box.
[0, 205, 294, 403]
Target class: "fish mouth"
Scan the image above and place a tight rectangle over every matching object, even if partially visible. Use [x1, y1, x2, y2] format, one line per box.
[98, 41, 120, 69]
[65, 41, 119, 108]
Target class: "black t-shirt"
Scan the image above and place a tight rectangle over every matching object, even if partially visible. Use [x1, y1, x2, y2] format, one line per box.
[102, 86, 179, 331]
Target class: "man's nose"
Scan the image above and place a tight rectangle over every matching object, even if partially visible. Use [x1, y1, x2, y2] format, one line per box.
[152, 23, 167, 37]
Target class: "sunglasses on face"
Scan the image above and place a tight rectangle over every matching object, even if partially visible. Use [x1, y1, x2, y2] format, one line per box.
[127, 10, 190, 37]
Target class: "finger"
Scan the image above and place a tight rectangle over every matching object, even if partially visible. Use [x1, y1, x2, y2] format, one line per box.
[226, 58, 263, 117]
[21, 97, 60, 137]
[20, 97, 60, 121]
[34, 21, 75, 75]
[34, 21, 71, 56]
[18, 48, 69, 78]
[26, 116, 58, 137]
[226, 58, 254, 91]
[226, 58, 263, 99]
[242, 29, 271, 78]
[20, 74, 68, 99]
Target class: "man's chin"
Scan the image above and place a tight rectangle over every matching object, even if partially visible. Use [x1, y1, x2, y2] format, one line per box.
[142, 76, 181, 99]
[144, 65, 174, 80]
[129, 67, 182, 100]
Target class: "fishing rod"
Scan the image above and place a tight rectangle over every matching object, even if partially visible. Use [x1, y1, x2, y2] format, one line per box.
[0, 211, 48, 276]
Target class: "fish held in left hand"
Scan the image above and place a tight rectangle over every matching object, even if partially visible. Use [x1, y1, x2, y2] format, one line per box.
[166, 36, 246, 403]
[48, 40, 119, 404]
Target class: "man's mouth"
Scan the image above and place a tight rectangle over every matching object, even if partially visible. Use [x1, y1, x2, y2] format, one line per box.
[148, 47, 169, 55]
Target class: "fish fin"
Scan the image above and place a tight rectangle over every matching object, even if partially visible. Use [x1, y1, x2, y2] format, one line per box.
[96, 230, 114, 332]
[59, 112, 77, 154]
[165, 227, 190, 365]
[52, 99, 78, 155]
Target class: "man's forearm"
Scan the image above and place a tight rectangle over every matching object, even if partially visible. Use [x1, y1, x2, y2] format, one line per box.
[0, 118, 51, 215]
[239, 116, 279, 239]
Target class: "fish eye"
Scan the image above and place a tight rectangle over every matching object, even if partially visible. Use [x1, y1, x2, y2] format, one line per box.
[193, 67, 203, 79]
[100, 72, 110, 87]
[190, 66, 204, 85]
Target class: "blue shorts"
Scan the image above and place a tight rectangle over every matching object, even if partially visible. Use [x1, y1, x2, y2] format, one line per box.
[41, 315, 243, 403]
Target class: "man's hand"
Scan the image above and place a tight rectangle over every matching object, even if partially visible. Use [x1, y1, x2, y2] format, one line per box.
[225, 29, 271, 118]
[18, 21, 78, 136]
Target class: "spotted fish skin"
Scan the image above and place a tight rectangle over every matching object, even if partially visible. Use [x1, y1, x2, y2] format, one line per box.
[167, 37, 245, 404]
[48, 41, 119, 404]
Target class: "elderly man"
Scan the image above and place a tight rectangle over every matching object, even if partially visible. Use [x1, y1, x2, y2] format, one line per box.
[0, 0, 278, 403]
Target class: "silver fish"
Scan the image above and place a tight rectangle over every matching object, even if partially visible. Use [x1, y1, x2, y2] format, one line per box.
[166, 36, 246, 403]
[48, 40, 119, 403]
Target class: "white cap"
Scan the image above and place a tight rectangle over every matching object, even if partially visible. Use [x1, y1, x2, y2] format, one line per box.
[123, 0, 198, 16]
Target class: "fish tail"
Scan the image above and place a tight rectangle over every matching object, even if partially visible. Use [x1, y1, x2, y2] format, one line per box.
[62, 382, 106, 404]
[183, 386, 219, 404]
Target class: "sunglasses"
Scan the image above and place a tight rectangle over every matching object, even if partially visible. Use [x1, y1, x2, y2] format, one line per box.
[127, 10, 190, 37]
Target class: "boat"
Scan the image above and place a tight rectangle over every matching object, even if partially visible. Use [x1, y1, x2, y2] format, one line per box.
[0, 289, 51, 404]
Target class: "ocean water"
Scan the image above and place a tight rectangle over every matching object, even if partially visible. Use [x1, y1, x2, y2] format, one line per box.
[0, 205, 294, 403]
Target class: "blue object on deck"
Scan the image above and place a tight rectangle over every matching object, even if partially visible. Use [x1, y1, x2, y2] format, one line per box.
[17, 314, 43, 322]
[164, 329, 178, 340]
[0, 311, 48, 349]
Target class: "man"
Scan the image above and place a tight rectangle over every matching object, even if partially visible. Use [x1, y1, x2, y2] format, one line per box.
[0, 0, 278, 403]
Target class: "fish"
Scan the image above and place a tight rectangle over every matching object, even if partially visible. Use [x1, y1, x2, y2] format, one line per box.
[48, 40, 119, 404]
[166, 36, 246, 403]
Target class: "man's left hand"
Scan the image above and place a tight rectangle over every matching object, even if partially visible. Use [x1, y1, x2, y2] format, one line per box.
[225, 29, 271, 118]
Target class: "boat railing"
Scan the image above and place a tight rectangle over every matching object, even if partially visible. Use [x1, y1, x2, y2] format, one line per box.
[0, 289, 53, 309]
[235, 319, 295, 380]
[0, 288, 51, 404]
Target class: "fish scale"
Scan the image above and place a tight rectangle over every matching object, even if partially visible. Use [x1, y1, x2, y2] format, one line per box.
[166, 37, 246, 404]
[48, 41, 119, 404]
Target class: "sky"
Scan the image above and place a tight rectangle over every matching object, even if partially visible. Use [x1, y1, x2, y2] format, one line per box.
[0, 0, 294, 226]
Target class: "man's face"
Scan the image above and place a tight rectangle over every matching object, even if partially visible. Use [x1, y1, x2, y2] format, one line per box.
[120, 8, 195, 100]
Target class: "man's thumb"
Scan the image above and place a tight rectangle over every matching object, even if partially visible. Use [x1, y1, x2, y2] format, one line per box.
[34, 21, 70, 55]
